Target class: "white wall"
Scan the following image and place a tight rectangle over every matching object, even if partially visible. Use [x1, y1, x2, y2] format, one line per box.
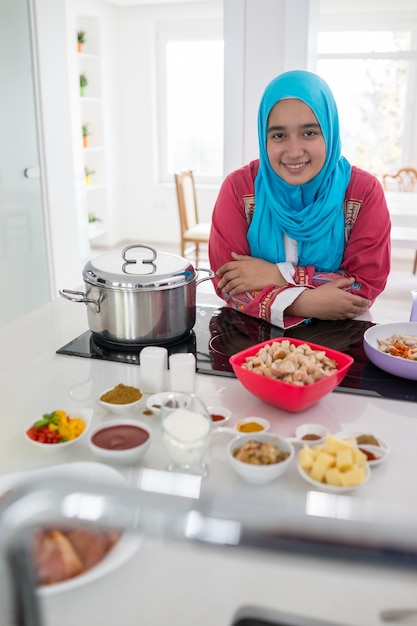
[113, 1, 223, 246]
[223, 0, 319, 174]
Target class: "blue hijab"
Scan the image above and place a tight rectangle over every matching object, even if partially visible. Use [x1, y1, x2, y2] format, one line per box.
[247, 70, 351, 272]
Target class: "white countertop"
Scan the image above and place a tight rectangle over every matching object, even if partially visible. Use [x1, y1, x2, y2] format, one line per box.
[1, 295, 417, 626]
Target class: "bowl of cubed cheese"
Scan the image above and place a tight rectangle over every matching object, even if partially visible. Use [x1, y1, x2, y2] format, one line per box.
[297, 434, 370, 493]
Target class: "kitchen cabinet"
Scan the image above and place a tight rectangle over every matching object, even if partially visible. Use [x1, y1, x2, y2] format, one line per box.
[76, 15, 108, 241]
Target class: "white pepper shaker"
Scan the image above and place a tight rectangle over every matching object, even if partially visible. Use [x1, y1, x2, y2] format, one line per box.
[140, 346, 168, 393]
[169, 353, 196, 393]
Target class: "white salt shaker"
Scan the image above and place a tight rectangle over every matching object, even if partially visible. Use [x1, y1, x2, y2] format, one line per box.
[140, 346, 168, 393]
[169, 353, 196, 393]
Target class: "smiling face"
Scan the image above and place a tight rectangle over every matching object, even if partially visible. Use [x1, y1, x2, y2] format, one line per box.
[266, 98, 326, 185]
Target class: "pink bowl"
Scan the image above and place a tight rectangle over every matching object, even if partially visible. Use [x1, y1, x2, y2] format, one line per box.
[229, 337, 353, 413]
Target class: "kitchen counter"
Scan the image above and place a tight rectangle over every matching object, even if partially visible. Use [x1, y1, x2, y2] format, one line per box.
[1, 294, 417, 626]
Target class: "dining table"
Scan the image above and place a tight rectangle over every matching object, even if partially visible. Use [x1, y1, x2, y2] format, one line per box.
[1, 289, 417, 626]
[385, 190, 417, 249]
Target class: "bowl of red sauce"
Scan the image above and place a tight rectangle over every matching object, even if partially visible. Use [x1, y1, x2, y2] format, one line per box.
[88, 419, 152, 465]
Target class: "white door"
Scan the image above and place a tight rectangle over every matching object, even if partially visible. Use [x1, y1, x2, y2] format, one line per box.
[0, 0, 50, 326]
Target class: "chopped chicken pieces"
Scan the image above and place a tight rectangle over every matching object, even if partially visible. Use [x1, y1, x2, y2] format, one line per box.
[377, 333, 417, 360]
[242, 340, 338, 385]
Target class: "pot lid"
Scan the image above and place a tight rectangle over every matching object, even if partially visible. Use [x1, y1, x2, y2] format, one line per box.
[83, 244, 196, 290]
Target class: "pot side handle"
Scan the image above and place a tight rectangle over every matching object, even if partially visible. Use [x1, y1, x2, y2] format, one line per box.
[195, 268, 216, 286]
[59, 288, 101, 313]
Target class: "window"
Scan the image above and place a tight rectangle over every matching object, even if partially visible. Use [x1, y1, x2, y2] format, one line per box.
[317, 25, 417, 177]
[156, 20, 224, 184]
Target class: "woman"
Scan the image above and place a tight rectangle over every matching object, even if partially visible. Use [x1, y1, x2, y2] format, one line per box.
[209, 70, 391, 329]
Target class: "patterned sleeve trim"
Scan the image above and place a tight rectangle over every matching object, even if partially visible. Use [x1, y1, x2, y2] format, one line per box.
[293, 266, 312, 285]
[224, 285, 290, 324]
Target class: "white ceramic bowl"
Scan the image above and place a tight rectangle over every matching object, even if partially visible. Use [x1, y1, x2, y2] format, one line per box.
[207, 406, 232, 425]
[363, 322, 417, 380]
[228, 433, 294, 485]
[88, 419, 151, 465]
[297, 435, 371, 493]
[293, 423, 329, 446]
[98, 384, 143, 415]
[358, 444, 389, 467]
[234, 416, 270, 434]
[335, 431, 390, 467]
[24, 408, 93, 450]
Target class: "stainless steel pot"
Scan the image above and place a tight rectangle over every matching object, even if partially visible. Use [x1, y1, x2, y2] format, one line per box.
[59, 244, 214, 345]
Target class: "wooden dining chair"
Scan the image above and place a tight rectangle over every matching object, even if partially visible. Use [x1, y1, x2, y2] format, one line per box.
[382, 167, 417, 273]
[174, 170, 211, 266]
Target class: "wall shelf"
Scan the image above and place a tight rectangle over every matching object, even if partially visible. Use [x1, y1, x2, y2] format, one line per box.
[76, 15, 109, 240]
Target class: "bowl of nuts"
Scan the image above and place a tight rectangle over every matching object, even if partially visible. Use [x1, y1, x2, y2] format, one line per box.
[229, 338, 353, 413]
[227, 433, 294, 485]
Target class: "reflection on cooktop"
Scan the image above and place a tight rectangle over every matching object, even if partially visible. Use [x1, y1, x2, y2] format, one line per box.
[57, 329, 197, 366]
[56, 304, 417, 403]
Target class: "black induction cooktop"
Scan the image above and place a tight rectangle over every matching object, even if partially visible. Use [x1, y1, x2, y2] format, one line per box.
[56, 304, 417, 403]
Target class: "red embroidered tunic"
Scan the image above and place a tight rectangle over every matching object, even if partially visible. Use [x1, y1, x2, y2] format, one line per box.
[209, 161, 391, 329]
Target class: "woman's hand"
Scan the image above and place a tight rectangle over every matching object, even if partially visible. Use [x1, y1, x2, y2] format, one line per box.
[216, 252, 287, 295]
[286, 277, 371, 320]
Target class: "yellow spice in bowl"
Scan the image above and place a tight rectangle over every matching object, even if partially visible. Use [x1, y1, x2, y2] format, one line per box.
[236, 421, 265, 433]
